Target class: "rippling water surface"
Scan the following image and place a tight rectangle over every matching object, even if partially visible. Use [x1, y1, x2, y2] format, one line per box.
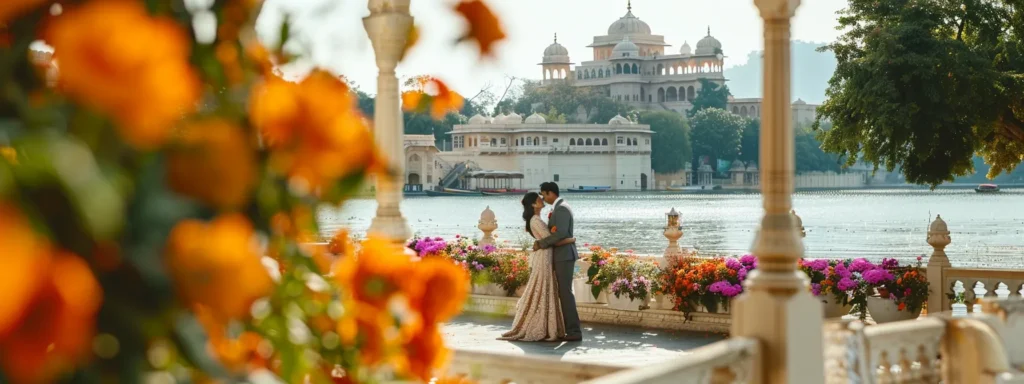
[319, 188, 1024, 268]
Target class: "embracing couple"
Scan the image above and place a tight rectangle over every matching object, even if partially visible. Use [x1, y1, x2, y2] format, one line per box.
[498, 182, 583, 342]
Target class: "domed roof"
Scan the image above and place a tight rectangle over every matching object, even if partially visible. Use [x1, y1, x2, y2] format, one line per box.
[607, 3, 651, 36]
[679, 41, 692, 56]
[608, 114, 631, 125]
[468, 114, 487, 124]
[611, 36, 639, 57]
[542, 33, 571, 64]
[525, 113, 546, 124]
[695, 27, 722, 56]
[745, 163, 758, 172]
[793, 98, 807, 105]
[730, 160, 745, 171]
[503, 112, 523, 124]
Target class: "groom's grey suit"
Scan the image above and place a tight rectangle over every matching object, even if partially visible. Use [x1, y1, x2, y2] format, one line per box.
[537, 198, 583, 339]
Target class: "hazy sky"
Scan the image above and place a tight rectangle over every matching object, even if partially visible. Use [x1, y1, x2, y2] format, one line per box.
[256, 0, 848, 97]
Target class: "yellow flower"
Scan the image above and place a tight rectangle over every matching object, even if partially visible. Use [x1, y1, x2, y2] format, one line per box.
[167, 119, 256, 209]
[165, 214, 273, 322]
[44, 0, 200, 149]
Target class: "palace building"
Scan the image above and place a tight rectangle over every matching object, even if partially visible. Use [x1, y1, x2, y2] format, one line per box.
[538, 1, 817, 122]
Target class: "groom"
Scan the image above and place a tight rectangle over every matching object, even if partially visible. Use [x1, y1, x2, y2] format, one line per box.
[534, 182, 583, 341]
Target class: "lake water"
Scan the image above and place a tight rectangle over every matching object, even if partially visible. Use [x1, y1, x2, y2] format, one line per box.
[318, 189, 1024, 268]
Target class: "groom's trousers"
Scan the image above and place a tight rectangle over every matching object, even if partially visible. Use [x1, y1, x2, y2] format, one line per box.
[553, 259, 583, 338]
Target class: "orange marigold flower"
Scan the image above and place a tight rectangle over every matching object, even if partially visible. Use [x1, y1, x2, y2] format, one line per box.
[401, 77, 464, 120]
[44, 0, 200, 149]
[0, 203, 51, 336]
[453, 0, 506, 57]
[167, 119, 256, 209]
[401, 325, 449, 381]
[165, 214, 273, 322]
[249, 70, 382, 191]
[407, 258, 469, 324]
[0, 251, 102, 384]
[328, 229, 354, 256]
[0, 0, 47, 23]
[332, 237, 417, 310]
[337, 302, 395, 365]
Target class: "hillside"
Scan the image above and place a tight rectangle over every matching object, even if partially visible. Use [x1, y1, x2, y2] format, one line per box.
[724, 40, 837, 104]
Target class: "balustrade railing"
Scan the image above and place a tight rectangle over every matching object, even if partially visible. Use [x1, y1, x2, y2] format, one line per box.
[579, 338, 760, 384]
[445, 350, 625, 384]
[940, 268, 1024, 312]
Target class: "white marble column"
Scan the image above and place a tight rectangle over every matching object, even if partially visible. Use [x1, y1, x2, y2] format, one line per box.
[364, 0, 413, 243]
[730, 0, 824, 382]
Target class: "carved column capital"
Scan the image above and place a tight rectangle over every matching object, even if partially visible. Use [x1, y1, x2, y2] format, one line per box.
[754, 0, 800, 20]
[363, 8, 414, 71]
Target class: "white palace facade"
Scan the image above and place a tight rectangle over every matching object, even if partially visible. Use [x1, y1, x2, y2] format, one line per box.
[406, 113, 654, 191]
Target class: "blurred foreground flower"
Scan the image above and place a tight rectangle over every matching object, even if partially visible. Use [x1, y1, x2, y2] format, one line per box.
[166, 214, 272, 323]
[250, 70, 383, 193]
[0, 0, 47, 23]
[44, 0, 200, 149]
[0, 204, 102, 383]
[402, 77, 464, 120]
[453, 0, 506, 58]
[167, 119, 257, 210]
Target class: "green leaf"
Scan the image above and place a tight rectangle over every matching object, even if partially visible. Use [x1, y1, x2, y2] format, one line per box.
[172, 314, 232, 379]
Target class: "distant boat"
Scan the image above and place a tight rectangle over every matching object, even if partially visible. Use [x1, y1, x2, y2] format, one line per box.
[566, 186, 611, 193]
[975, 184, 1000, 193]
[480, 188, 529, 196]
[425, 188, 482, 197]
[666, 185, 706, 191]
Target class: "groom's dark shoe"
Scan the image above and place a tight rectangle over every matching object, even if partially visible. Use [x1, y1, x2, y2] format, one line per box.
[562, 335, 583, 342]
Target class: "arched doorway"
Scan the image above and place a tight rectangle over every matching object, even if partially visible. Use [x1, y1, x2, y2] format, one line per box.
[408, 173, 421, 185]
[640, 173, 648, 191]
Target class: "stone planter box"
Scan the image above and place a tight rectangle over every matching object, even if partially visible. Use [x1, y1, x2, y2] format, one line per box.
[471, 283, 505, 297]
[866, 296, 921, 323]
[819, 295, 853, 318]
[607, 293, 645, 311]
[573, 278, 608, 303]
[654, 293, 674, 310]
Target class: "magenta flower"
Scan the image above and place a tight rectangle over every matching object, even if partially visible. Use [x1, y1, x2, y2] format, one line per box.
[880, 258, 899, 269]
[837, 277, 858, 291]
[863, 268, 894, 285]
[811, 283, 822, 296]
[725, 258, 743, 271]
[849, 258, 874, 273]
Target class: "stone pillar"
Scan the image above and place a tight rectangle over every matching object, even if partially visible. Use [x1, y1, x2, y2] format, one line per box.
[364, 0, 413, 244]
[478, 206, 497, 246]
[731, 0, 824, 382]
[663, 207, 683, 258]
[927, 214, 951, 314]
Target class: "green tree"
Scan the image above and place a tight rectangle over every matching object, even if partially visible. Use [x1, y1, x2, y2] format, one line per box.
[815, 0, 1024, 187]
[690, 108, 745, 172]
[541, 106, 568, 124]
[639, 111, 692, 174]
[687, 78, 731, 118]
[739, 118, 759, 164]
[507, 81, 632, 123]
[795, 122, 841, 173]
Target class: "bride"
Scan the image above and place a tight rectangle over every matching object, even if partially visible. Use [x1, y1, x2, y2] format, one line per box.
[498, 192, 575, 341]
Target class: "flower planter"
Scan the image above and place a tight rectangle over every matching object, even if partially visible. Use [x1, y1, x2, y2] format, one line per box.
[819, 296, 853, 318]
[866, 296, 921, 323]
[513, 286, 525, 297]
[573, 278, 608, 303]
[607, 294, 644, 311]
[654, 293, 674, 310]
[471, 283, 505, 297]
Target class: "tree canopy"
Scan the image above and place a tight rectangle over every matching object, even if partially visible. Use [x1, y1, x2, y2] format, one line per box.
[739, 118, 759, 164]
[815, 0, 1024, 187]
[690, 108, 745, 171]
[508, 81, 632, 123]
[639, 110, 692, 174]
[687, 78, 731, 118]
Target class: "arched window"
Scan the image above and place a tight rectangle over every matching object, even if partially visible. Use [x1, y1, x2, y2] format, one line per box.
[703, 63, 711, 73]
[732, 106, 740, 115]
[687, 86, 696, 101]
[633, 138, 638, 146]
[585, 138, 592, 146]
[657, 88, 665, 103]
[583, 70, 590, 79]
[570, 138, 576, 145]
[657, 64, 664, 75]
[577, 72, 582, 80]
[534, 136, 540, 146]
[615, 63, 622, 74]
[490, 138, 497, 146]
[631, 63, 638, 74]
[740, 106, 748, 117]
[577, 137, 584, 145]
[598, 70, 604, 78]
[601, 138, 608, 145]
[666, 87, 678, 102]
[409, 154, 421, 162]
[593, 137, 600, 145]
[640, 88, 645, 101]
[669, 66, 675, 75]
[590, 69, 596, 78]
[561, 69, 566, 79]
[605, 68, 611, 77]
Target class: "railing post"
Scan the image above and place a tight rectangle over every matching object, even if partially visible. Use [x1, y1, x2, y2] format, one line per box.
[731, 0, 822, 382]
[478, 206, 497, 246]
[663, 208, 683, 258]
[927, 214, 952, 314]
[364, 0, 413, 244]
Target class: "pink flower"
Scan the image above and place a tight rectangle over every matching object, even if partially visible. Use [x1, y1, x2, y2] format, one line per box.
[916, 255, 923, 261]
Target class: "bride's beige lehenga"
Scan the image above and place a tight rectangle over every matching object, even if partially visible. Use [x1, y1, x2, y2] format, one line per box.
[499, 215, 565, 341]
